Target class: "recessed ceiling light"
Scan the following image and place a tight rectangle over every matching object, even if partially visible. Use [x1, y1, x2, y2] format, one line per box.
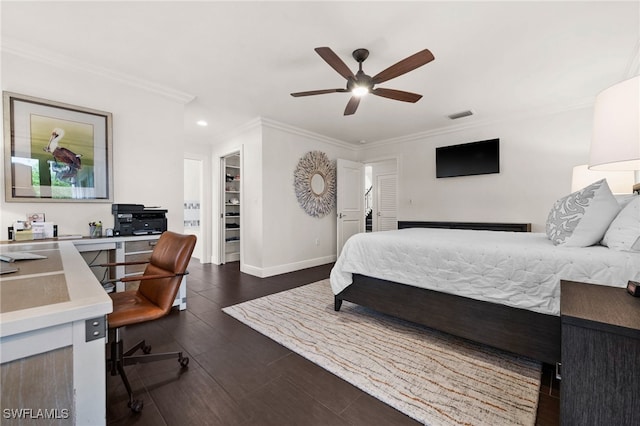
[196, 120, 208, 127]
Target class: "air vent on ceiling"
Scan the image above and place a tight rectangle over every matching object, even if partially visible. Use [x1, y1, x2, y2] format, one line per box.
[447, 110, 474, 120]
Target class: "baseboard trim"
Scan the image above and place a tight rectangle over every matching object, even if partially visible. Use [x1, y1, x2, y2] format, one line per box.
[241, 255, 336, 278]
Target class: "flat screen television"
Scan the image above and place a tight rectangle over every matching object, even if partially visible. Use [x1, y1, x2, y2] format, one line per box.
[436, 138, 500, 178]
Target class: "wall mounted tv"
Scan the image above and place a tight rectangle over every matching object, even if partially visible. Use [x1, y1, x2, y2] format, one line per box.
[435, 138, 500, 178]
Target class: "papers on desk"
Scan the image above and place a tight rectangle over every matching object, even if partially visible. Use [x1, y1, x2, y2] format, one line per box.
[0, 252, 48, 263]
[12, 221, 56, 241]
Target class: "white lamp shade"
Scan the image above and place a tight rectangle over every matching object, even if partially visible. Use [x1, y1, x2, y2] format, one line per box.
[589, 75, 640, 171]
[571, 164, 634, 194]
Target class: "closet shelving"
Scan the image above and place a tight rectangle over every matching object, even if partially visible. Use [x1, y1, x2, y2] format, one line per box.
[222, 152, 240, 262]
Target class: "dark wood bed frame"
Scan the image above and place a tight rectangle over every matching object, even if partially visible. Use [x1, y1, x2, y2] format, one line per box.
[334, 221, 561, 365]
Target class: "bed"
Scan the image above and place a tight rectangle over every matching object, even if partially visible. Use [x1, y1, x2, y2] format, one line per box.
[330, 219, 640, 365]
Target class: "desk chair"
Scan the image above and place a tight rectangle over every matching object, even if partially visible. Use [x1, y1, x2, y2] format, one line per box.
[104, 231, 196, 413]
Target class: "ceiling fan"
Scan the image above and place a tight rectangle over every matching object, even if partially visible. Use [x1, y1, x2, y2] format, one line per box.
[291, 47, 435, 116]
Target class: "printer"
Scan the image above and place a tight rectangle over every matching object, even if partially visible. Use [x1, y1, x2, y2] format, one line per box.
[112, 204, 167, 236]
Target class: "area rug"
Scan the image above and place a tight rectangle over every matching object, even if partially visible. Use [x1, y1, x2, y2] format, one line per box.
[223, 279, 541, 425]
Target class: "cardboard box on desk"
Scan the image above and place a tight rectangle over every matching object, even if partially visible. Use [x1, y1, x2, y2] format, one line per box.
[12, 220, 32, 241]
[14, 229, 33, 241]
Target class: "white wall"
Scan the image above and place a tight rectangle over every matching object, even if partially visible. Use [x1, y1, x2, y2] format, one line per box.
[209, 121, 263, 271]
[260, 121, 356, 276]
[360, 107, 594, 232]
[205, 118, 357, 277]
[1, 52, 187, 237]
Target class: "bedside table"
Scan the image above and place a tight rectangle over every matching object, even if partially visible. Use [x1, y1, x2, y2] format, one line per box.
[560, 280, 640, 426]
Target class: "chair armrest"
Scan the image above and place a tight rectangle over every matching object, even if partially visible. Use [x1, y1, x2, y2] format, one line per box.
[119, 273, 181, 282]
[93, 260, 150, 267]
[102, 271, 188, 284]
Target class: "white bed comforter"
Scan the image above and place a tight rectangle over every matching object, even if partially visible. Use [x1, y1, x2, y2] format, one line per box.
[330, 228, 640, 316]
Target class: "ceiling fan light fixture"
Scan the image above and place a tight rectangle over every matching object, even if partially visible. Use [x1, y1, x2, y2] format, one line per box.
[352, 86, 369, 97]
[291, 46, 435, 115]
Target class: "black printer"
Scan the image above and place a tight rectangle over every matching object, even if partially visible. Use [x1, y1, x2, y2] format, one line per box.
[112, 204, 167, 236]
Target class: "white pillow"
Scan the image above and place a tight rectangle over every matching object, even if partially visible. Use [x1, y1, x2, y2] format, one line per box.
[602, 196, 640, 251]
[615, 194, 637, 209]
[546, 179, 620, 247]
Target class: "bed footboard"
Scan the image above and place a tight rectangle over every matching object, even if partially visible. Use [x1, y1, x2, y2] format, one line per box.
[397, 221, 531, 232]
[336, 274, 560, 365]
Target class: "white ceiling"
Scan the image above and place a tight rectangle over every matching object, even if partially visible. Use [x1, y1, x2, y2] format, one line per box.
[2, 1, 639, 145]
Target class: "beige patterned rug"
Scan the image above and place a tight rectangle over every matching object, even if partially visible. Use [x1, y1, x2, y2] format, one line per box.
[223, 279, 541, 425]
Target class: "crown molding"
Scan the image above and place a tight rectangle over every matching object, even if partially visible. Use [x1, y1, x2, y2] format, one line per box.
[260, 117, 356, 151]
[213, 98, 593, 152]
[363, 97, 594, 149]
[1, 37, 195, 104]
[213, 117, 356, 151]
[212, 117, 264, 143]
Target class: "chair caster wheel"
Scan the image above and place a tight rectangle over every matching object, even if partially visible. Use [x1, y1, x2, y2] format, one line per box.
[142, 345, 152, 354]
[128, 399, 143, 413]
[179, 356, 189, 368]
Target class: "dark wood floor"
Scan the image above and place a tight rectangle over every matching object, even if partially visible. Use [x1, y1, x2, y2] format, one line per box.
[106, 261, 560, 425]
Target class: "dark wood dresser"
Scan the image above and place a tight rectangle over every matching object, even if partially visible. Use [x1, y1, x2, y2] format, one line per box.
[560, 280, 640, 426]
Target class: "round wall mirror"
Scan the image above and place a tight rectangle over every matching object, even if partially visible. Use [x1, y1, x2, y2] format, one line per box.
[294, 151, 336, 218]
[310, 173, 326, 196]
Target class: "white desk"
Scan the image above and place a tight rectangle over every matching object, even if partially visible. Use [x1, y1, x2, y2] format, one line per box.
[0, 241, 112, 425]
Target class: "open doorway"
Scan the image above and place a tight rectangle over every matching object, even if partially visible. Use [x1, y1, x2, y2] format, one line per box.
[184, 158, 203, 260]
[364, 159, 398, 232]
[365, 166, 373, 231]
[336, 157, 398, 256]
[220, 151, 241, 264]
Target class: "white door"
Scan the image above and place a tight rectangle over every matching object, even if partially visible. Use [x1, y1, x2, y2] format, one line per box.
[336, 159, 364, 257]
[375, 173, 398, 231]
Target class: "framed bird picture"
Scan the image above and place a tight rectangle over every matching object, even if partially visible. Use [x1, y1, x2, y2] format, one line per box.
[3, 92, 113, 202]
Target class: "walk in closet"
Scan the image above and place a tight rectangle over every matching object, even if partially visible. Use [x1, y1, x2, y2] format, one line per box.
[221, 152, 240, 263]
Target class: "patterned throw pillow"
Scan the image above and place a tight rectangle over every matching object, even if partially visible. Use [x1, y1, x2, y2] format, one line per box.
[601, 196, 640, 251]
[546, 179, 620, 247]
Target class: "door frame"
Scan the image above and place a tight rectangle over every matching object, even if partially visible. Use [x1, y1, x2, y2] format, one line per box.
[364, 157, 399, 232]
[218, 148, 243, 265]
[374, 172, 398, 232]
[184, 152, 209, 263]
[336, 158, 365, 257]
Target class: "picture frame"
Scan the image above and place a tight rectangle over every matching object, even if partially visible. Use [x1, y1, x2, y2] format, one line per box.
[3, 91, 113, 202]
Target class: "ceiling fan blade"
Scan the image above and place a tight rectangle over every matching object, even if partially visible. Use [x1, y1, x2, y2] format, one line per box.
[291, 88, 348, 97]
[372, 88, 423, 103]
[371, 49, 435, 84]
[344, 96, 360, 115]
[315, 47, 356, 80]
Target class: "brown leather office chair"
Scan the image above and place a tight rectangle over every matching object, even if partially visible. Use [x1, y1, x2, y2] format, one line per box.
[105, 231, 196, 413]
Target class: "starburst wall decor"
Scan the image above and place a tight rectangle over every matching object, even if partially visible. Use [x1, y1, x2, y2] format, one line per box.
[293, 151, 336, 218]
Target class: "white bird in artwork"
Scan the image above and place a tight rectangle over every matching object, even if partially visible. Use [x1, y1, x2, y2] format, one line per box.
[43, 128, 82, 178]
